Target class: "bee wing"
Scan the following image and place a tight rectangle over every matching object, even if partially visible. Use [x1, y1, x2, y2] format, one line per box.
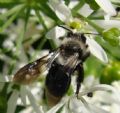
[63, 54, 80, 75]
[13, 50, 60, 85]
[13, 54, 49, 85]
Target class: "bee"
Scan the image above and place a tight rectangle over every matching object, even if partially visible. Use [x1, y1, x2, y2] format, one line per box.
[13, 25, 90, 107]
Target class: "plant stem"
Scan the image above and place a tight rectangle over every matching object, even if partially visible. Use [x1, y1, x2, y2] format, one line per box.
[72, 0, 85, 14]
[35, 10, 48, 31]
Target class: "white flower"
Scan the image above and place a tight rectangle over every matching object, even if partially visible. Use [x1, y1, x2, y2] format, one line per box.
[26, 87, 44, 113]
[7, 89, 19, 113]
[3, 39, 14, 50]
[92, 20, 120, 29]
[79, 4, 94, 17]
[74, 76, 120, 113]
[83, 75, 99, 89]
[1, 75, 120, 113]
[70, 84, 120, 113]
[0, 75, 44, 113]
[0, 75, 12, 83]
[45, 76, 120, 113]
[49, 0, 72, 22]
[46, 26, 66, 46]
[86, 36, 108, 63]
[94, 0, 116, 16]
[46, 97, 68, 113]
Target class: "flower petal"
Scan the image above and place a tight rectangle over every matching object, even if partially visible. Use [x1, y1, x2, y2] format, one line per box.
[46, 26, 65, 39]
[26, 88, 43, 113]
[69, 97, 90, 113]
[47, 97, 68, 113]
[95, 0, 116, 16]
[78, 84, 120, 102]
[89, 103, 109, 113]
[46, 26, 66, 46]
[93, 20, 120, 29]
[112, 81, 120, 95]
[86, 37, 108, 63]
[0, 75, 12, 83]
[7, 90, 19, 113]
[20, 86, 27, 105]
[62, 103, 71, 113]
[79, 96, 93, 113]
[83, 75, 99, 88]
[49, 0, 72, 22]
[79, 4, 94, 17]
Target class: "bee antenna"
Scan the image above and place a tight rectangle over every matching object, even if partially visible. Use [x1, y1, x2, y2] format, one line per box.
[58, 25, 73, 32]
[58, 25, 100, 36]
[83, 32, 100, 35]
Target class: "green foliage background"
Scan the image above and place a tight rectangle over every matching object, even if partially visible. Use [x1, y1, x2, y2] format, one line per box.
[0, 0, 120, 112]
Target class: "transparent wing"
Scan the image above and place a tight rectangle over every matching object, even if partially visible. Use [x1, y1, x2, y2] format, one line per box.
[13, 54, 49, 85]
[13, 50, 60, 85]
[63, 54, 80, 75]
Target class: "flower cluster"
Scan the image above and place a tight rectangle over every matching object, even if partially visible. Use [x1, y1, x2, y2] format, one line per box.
[0, 0, 120, 113]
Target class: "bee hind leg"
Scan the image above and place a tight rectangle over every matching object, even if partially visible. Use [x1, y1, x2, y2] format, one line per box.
[75, 64, 84, 98]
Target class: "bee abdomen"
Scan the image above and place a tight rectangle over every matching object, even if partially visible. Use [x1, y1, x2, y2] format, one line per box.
[45, 61, 71, 106]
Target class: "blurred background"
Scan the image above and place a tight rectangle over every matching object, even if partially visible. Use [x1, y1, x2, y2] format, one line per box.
[0, 0, 120, 113]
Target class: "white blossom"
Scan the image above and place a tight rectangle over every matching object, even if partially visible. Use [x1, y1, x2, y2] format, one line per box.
[79, 4, 94, 17]
[86, 36, 108, 63]
[92, 20, 120, 29]
[95, 0, 116, 16]
[7, 90, 19, 113]
[49, 0, 72, 22]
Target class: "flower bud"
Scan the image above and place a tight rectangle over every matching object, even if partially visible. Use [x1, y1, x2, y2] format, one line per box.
[100, 61, 120, 84]
[102, 28, 120, 46]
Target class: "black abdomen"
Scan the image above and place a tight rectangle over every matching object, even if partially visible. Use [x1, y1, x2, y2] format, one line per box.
[45, 61, 71, 97]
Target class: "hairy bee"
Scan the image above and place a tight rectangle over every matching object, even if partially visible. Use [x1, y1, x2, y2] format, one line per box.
[13, 26, 90, 107]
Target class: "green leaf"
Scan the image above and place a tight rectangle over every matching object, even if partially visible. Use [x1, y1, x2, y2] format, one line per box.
[48, 39, 57, 49]
[95, 35, 120, 60]
[0, 4, 25, 19]
[35, 9, 48, 31]
[85, 56, 103, 77]
[85, 0, 100, 10]
[0, 83, 8, 113]
[24, 7, 30, 30]
[35, 0, 48, 4]
[0, 0, 23, 8]
[64, 0, 70, 5]
[0, 0, 20, 3]
[72, 0, 85, 15]
[0, 93, 7, 113]
[0, 13, 18, 32]
[0, 4, 25, 33]
[13, 6, 30, 61]
[15, 105, 26, 113]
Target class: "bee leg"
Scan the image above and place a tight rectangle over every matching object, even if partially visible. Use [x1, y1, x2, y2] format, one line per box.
[75, 64, 84, 98]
